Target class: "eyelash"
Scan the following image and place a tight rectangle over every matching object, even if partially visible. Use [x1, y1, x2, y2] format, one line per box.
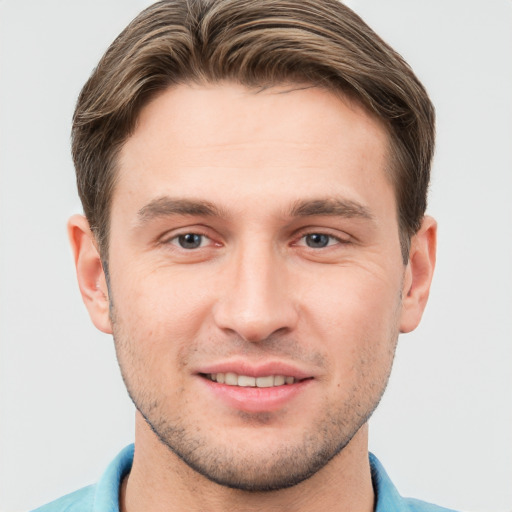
[164, 232, 215, 250]
[162, 230, 349, 252]
[300, 230, 347, 246]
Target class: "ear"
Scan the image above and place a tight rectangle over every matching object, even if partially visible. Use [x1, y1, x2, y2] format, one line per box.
[68, 214, 112, 334]
[399, 216, 437, 333]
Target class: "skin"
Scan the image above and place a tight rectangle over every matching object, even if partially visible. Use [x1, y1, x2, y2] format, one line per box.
[69, 83, 436, 512]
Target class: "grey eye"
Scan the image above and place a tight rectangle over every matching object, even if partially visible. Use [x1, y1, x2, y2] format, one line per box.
[305, 233, 330, 248]
[177, 233, 203, 249]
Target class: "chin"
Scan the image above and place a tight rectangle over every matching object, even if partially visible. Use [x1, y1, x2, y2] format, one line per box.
[137, 400, 367, 492]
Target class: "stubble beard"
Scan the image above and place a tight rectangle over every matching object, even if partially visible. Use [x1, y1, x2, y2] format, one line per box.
[113, 335, 398, 492]
[109, 281, 401, 492]
[132, 391, 375, 492]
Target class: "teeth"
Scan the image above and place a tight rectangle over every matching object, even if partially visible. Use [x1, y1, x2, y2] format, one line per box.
[225, 372, 237, 385]
[274, 375, 285, 386]
[256, 375, 274, 388]
[238, 375, 256, 387]
[207, 373, 297, 387]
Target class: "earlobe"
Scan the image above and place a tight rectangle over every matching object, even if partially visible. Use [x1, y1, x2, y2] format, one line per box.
[399, 216, 437, 333]
[68, 214, 113, 334]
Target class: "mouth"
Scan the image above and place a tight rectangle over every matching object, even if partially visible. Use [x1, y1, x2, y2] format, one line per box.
[201, 372, 307, 388]
[196, 362, 315, 413]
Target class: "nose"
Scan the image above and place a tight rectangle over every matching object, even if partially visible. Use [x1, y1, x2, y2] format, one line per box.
[212, 242, 298, 343]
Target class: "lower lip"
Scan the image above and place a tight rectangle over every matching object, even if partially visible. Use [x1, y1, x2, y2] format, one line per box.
[200, 377, 312, 413]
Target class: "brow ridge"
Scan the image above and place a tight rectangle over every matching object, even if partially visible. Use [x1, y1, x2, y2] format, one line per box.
[137, 196, 373, 224]
[289, 198, 374, 220]
[137, 197, 225, 223]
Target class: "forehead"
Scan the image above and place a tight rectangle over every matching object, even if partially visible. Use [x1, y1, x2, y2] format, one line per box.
[115, 82, 392, 216]
[130, 82, 388, 156]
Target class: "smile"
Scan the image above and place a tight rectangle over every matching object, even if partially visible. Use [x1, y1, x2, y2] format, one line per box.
[199, 369, 314, 413]
[205, 373, 298, 387]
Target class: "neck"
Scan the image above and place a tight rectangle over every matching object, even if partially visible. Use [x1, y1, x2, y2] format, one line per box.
[120, 414, 374, 512]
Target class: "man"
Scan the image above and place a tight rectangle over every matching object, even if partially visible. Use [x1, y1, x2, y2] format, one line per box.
[33, 0, 454, 510]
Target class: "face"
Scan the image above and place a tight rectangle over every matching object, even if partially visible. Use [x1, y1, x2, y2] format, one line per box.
[100, 83, 412, 490]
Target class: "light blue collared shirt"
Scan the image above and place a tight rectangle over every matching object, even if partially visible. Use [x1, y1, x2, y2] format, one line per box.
[31, 444, 459, 512]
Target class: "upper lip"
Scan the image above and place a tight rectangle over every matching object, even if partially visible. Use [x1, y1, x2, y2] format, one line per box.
[195, 360, 314, 380]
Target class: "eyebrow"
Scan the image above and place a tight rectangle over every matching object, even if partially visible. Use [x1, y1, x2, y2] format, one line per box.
[137, 197, 226, 223]
[136, 196, 374, 224]
[288, 198, 374, 221]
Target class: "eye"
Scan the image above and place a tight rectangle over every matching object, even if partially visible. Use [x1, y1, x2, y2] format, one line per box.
[302, 233, 339, 248]
[173, 233, 208, 249]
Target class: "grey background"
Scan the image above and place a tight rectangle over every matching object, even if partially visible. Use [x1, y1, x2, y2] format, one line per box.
[1, 1, 511, 511]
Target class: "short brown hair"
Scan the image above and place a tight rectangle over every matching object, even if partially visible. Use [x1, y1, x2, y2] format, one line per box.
[72, 0, 435, 262]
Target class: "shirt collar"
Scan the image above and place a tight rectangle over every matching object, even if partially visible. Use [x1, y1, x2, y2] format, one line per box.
[93, 444, 134, 512]
[370, 452, 412, 511]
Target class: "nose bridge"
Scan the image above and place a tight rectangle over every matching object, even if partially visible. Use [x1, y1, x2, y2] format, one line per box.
[213, 235, 297, 342]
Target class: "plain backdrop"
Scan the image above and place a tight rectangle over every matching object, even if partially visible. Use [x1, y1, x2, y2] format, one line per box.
[0, 1, 511, 511]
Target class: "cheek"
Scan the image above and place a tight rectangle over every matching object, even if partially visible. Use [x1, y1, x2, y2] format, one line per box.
[303, 267, 402, 330]
[113, 263, 213, 327]
[110, 268, 216, 377]
[299, 268, 401, 375]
